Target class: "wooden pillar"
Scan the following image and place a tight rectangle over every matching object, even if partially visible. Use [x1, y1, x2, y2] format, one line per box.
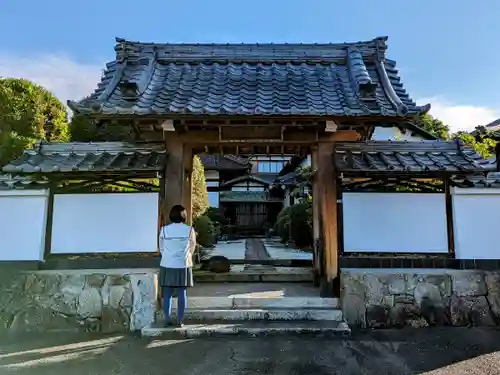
[43, 186, 55, 261]
[311, 147, 322, 286]
[182, 145, 194, 225]
[164, 133, 186, 223]
[444, 177, 455, 257]
[316, 141, 338, 296]
[157, 174, 165, 252]
[315, 130, 361, 296]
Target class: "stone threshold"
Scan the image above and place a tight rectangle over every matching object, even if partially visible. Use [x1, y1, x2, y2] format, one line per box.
[36, 257, 312, 270]
[141, 320, 351, 338]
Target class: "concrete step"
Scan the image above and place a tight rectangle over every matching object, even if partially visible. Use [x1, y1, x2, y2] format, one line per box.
[165, 296, 339, 310]
[141, 320, 351, 338]
[156, 308, 343, 322]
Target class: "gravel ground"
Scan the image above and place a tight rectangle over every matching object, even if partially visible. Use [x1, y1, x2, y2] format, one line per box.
[1, 328, 500, 374]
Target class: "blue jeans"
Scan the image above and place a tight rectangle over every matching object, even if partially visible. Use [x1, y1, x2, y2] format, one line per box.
[163, 286, 187, 324]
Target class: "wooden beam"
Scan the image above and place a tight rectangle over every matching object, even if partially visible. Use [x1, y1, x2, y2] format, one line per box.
[180, 129, 358, 145]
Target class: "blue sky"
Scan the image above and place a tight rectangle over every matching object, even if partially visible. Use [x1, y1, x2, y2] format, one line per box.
[0, 0, 498, 131]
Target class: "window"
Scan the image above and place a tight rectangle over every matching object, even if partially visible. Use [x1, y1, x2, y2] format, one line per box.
[252, 155, 292, 173]
[231, 181, 266, 192]
[257, 161, 284, 173]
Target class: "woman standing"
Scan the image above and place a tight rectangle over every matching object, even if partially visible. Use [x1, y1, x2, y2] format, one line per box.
[158, 205, 196, 327]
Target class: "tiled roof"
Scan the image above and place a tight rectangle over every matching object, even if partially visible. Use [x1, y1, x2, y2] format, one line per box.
[334, 141, 486, 175]
[454, 172, 500, 188]
[219, 191, 282, 203]
[198, 154, 250, 170]
[220, 173, 277, 188]
[67, 37, 429, 118]
[275, 171, 300, 186]
[2, 141, 166, 174]
[0, 174, 49, 190]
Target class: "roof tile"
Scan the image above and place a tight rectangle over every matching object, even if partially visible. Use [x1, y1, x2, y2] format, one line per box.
[68, 37, 429, 118]
[334, 141, 486, 175]
[198, 155, 250, 170]
[2, 142, 166, 174]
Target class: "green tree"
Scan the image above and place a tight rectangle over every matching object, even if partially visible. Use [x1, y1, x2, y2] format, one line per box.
[191, 155, 209, 220]
[413, 113, 497, 159]
[453, 131, 496, 159]
[69, 115, 132, 142]
[0, 78, 69, 166]
[412, 113, 450, 140]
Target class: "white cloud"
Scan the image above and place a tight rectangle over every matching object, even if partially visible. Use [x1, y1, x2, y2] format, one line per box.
[0, 54, 103, 107]
[417, 97, 500, 133]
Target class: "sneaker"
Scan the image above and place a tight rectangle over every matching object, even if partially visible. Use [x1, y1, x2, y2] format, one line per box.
[164, 320, 175, 327]
[176, 322, 185, 328]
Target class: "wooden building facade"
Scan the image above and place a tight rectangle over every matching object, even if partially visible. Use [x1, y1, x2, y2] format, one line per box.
[2, 36, 487, 295]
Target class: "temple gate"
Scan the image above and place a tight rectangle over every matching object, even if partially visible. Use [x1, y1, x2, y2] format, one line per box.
[5, 36, 444, 295]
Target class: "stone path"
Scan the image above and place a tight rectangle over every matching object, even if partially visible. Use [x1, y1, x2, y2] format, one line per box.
[204, 240, 246, 260]
[263, 238, 314, 261]
[2, 328, 500, 374]
[244, 238, 271, 261]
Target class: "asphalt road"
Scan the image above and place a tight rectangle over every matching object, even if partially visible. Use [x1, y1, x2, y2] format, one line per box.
[1, 328, 500, 374]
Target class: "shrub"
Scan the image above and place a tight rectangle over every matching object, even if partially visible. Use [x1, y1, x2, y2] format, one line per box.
[274, 205, 293, 243]
[274, 202, 313, 248]
[204, 207, 227, 225]
[193, 214, 215, 247]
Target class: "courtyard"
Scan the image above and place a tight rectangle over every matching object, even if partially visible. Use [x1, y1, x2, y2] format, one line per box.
[1, 328, 500, 374]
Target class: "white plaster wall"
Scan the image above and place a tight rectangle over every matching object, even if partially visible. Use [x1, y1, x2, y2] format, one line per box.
[51, 193, 159, 254]
[452, 188, 500, 259]
[0, 190, 49, 261]
[342, 193, 448, 253]
[371, 127, 426, 141]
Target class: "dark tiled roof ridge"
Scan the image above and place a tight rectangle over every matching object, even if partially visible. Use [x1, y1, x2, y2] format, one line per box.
[114, 35, 388, 53]
[335, 140, 464, 152]
[29, 141, 166, 155]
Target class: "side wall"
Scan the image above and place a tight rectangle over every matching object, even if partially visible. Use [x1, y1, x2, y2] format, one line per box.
[0, 269, 157, 333]
[51, 193, 159, 254]
[341, 269, 500, 328]
[452, 188, 500, 259]
[0, 189, 49, 261]
[342, 193, 448, 253]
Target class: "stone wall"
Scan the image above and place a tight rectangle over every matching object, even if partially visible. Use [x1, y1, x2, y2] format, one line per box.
[0, 268, 157, 333]
[341, 269, 500, 328]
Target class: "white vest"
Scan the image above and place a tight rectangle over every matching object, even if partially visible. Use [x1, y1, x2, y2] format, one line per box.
[159, 223, 195, 268]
